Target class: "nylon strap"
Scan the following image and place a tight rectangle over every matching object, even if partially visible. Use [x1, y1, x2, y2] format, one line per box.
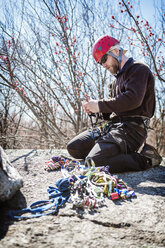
[106, 48, 124, 70]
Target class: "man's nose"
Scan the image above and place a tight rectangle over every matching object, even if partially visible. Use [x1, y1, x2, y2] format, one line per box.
[102, 62, 107, 68]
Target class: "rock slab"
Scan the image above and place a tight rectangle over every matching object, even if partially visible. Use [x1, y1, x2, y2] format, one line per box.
[0, 146, 23, 202]
[0, 149, 165, 248]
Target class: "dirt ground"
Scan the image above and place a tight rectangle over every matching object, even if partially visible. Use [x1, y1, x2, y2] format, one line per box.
[0, 149, 165, 248]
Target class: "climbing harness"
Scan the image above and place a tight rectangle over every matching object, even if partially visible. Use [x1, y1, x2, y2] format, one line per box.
[9, 186, 69, 219]
[9, 178, 71, 219]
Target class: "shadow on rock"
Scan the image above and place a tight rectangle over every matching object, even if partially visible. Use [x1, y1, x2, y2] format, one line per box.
[118, 164, 165, 197]
[11, 149, 37, 173]
[0, 190, 27, 240]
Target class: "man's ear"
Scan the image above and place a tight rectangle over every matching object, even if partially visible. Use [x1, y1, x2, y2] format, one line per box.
[112, 49, 120, 56]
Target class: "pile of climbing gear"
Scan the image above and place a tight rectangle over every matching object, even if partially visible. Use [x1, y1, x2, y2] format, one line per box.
[9, 156, 136, 219]
[63, 158, 135, 208]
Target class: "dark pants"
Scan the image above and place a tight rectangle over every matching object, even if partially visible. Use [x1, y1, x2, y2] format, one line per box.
[67, 122, 151, 173]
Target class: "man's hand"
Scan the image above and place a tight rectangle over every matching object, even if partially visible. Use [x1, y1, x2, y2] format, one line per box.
[83, 99, 99, 113]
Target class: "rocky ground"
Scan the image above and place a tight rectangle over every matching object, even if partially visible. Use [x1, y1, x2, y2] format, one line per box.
[0, 149, 165, 248]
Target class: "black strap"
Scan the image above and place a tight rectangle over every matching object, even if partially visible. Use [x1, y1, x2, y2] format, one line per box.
[110, 116, 144, 125]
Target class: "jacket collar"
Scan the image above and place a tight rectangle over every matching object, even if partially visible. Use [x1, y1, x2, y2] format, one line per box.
[115, 57, 134, 77]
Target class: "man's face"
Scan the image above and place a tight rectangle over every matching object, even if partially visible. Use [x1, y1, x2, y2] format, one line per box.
[102, 55, 119, 74]
[98, 50, 119, 74]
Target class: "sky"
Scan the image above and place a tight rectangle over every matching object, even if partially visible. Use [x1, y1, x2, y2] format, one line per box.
[140, 0, 162, 22]
[0, 0, 162, 29]
[140, 0, 155, 19]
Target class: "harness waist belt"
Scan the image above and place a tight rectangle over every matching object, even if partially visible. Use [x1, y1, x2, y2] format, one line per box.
[109, 116, 145, 125]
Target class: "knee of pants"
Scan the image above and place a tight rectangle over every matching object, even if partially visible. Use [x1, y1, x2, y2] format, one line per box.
[67, 131, 95, 159]
[67, 141, 78, 157]
[67, 140, 87, 159]
[67, 140, 75, 152]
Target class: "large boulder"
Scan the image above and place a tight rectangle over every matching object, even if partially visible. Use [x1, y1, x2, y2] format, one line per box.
[0, 146, 23, 202]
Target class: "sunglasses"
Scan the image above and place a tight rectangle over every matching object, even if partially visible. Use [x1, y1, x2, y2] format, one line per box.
[98, 53, 108, 65]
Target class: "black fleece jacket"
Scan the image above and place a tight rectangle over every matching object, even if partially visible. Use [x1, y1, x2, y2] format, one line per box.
[98, 58, 155, 118]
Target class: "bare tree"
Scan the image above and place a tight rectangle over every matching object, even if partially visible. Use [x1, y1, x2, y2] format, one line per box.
[0, 0, 125, 147]
[0, 0, 164, 152]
